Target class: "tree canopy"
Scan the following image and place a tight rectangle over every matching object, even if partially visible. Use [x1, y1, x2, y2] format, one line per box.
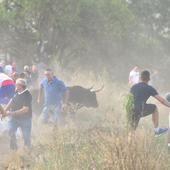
[0, 0, 169, 82]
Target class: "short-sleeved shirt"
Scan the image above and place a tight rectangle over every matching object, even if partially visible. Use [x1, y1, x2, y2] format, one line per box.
[41, 77, 67, 106]
[130, 82, 158, 112]
[129, 70, 140, 86]
[10, 89, 32, 119]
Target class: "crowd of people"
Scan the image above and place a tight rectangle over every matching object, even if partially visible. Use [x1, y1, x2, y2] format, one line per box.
[0, 60, 68, 151]
[0, 61, 39, 88]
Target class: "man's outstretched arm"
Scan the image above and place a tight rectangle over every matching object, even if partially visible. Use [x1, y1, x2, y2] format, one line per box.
[154, 95, 170, 107]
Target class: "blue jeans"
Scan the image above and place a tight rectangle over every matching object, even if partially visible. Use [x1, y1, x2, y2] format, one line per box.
[9, 117, 32, 150]
[40, 105, 63, 124]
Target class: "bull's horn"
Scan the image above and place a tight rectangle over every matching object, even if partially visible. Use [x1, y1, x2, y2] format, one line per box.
[91, 84, 104, 92]
[87, 85, 94, 90]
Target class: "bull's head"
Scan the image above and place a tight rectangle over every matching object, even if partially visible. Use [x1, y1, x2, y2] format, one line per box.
[90, 85, 104, 93]
[66, 85, 104, 110]
[85, 85, 104, 108]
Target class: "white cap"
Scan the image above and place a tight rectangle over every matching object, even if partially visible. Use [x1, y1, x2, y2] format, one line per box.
[24, 65, 30, 71]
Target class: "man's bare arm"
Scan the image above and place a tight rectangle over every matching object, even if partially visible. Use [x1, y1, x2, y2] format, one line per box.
[6, 106, 29, 117]
[13, 106, 29, 115]
[154, 95, 170, 107]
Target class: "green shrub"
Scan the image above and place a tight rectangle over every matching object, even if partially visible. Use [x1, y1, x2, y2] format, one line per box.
[123, 93, 134, 129]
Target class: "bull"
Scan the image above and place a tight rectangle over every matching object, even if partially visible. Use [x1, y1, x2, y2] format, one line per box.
[64, 85, 104, 114]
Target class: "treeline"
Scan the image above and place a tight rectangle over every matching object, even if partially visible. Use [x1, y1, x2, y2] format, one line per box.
[0, 0, 170, 84]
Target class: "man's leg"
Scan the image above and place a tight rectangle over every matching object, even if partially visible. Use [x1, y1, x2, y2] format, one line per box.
[142, 104, 158, 128]
[40, 106, 49, 123]
[152, 107, 159, 128]
[52, 105, 64, 125]
[131, 112, 140, 130]
[143, 104, 168, 134]
[8, 118, 18, 150]
[20, 118, 32, 148]
[151, 107, 168, 134]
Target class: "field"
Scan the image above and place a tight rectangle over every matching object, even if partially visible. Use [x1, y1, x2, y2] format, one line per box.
[1, 72, 170, 170]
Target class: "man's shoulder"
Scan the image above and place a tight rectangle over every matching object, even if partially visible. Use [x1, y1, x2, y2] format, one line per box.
[131, 82, 146, 91]
[23, 90, 32, 98]
[54, 77, 65, 85]
[140, 83, 158, 93]
[131, 82, 142, 88]
[147, 84, 157, 91]
[137, 83, 154, 89]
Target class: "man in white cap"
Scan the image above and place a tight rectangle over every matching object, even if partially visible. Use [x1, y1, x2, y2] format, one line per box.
[4, 78, 32, 150]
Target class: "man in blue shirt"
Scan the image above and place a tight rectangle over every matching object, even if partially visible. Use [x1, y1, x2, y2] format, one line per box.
[38, 69, 68, 124]
[130, 70, 170, 135]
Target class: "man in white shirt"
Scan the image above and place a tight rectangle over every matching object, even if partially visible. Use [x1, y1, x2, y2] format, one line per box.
[129, 66, 140, 86]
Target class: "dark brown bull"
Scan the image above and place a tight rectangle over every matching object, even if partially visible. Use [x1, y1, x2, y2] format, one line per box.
[64, 85, 104, 114]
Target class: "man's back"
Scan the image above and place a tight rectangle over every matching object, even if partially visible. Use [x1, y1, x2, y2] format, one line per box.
[130, 82, 158, 111]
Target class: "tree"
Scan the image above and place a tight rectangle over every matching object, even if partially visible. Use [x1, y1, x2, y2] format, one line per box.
[0, 0, 135, 70]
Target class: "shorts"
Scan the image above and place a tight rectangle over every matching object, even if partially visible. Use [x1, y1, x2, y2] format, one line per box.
[140, 104, 157, 117]
[131, 104, 157, 130]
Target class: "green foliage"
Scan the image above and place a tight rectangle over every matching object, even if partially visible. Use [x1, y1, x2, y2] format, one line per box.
[0, 0, 136, 67]
[0, 0, 170, 80]
[123, 93, 134, 128]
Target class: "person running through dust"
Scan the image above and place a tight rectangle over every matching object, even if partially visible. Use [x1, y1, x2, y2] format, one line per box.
[130, 70, 170, 135]
[4, 79, 32, 150]
[37, 68, 68, 124]
[129, 66, 140, 87]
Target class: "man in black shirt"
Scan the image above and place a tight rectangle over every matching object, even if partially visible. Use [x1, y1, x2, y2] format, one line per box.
[130, 70, 170, 135]
[4, 78, 32, 150]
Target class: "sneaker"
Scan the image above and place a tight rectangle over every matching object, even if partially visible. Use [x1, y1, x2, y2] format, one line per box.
[155, 128, 168, 136]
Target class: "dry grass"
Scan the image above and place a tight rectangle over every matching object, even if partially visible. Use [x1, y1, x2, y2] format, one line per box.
[32, 122, 170, 170]
[31, 68, 170, 170]
[1, 67, 170, 170]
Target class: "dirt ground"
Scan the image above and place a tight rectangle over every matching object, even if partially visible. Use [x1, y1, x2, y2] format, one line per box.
[0, 135, 10, 170]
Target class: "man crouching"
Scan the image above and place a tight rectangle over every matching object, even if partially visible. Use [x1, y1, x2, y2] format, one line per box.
[130, 70, 170, 135]
[4, 79, 32, 150]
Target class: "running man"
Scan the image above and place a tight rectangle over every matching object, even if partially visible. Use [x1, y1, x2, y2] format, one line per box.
[130, 70, 170, 135]
[38, 69, 68, 124]
[4, 79, 32, 150]
[129, 66, 140, 87]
